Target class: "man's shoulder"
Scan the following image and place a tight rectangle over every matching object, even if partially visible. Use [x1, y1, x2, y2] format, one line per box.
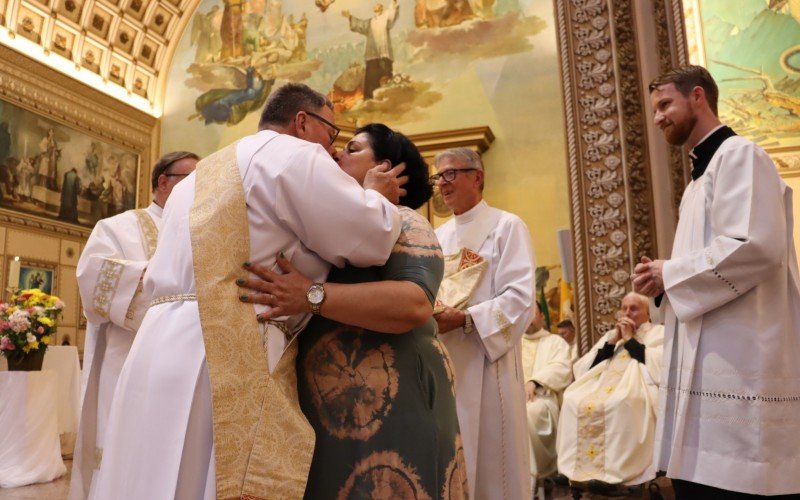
[543, 332, 570, 348]
[434, 217, 456, 236]
[94, 209, 139, 229]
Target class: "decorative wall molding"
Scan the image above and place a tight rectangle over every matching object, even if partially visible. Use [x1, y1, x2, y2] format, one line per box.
[655, 0, 692, 222]
[554, 0, 660, 352]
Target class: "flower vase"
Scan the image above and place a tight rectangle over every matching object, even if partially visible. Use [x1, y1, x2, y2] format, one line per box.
[5, 348, 46, 371]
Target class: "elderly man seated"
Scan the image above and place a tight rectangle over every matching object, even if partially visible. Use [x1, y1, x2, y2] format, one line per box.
[521, 307, 572, 481]
[556, 292, 664, 487]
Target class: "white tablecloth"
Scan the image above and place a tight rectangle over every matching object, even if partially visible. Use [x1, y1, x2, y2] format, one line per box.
[0, 347, 81, 435]
[0, 371, 67, 488]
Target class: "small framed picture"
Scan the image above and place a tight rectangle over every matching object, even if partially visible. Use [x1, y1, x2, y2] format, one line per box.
[6, 257, 57, 297]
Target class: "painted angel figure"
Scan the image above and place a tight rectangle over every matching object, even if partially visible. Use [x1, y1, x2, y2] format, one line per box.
[191, 64, 274, 125]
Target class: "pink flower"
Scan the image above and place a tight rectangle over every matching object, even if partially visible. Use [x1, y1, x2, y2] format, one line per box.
[0, 320, 9, 330]
[37, 326, 44, 334]
[0, 336, 15, 351]
[9, 310, 31, 333]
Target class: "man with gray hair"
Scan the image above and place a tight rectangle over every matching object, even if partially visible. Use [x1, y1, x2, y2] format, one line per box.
[557, 292, 664, 487]
[432, 147, 535, 499]
[89, 83, 406, 500]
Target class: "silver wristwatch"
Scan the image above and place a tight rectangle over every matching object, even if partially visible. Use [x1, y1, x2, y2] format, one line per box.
[463, 311, 475, 334]
[306, 283, 326, 314]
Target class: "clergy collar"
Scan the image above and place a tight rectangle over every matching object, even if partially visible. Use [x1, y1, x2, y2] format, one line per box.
[523, 328, 550, 341]
[688, 125, 737, 180]
[453, 200, 488, 224]
[147, 201, 163, 218]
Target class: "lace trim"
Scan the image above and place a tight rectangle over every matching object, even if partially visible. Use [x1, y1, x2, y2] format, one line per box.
[662, 386, 800, 403]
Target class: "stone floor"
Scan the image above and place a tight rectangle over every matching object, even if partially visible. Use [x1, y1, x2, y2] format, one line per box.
[0, 462, 673, 500]
[0, 460, 70, 500]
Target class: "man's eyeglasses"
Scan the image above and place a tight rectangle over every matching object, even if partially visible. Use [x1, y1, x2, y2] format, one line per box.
[429, 168, 479, 184]
[163, 173, 191, 178]
[305, 111, 340, 145]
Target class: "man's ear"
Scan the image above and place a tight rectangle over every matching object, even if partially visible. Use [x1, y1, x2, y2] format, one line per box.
[294, 112, 307, 138]
[157, 174, 168, 192]
[377, 159, 392, 170]
[475, 169, 484, 187]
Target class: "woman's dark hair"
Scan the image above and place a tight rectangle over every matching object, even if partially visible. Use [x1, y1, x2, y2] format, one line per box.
[355, 123, 432, 209]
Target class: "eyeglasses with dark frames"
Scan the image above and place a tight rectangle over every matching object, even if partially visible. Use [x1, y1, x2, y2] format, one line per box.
[162, 173, 191, 178]
[428, 168, 479, 185]
[304, 111, 340, 145]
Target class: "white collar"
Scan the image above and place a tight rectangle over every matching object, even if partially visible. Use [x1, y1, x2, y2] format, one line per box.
[147, 202, 163, 219]
[453, 200, 488, 225]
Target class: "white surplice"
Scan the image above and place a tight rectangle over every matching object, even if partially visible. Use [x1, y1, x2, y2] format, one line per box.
[521, 329, 572, 478]
[90, 131, 400, 500]
[558, 323, 664, 485]
[655, 136, 800, 495]
[70, 202, 161, 500]
[436, 200, 535, 500]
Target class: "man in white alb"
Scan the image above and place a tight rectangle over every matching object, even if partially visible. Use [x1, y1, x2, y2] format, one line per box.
[70, 151, 198, 500]
[90, 83, 406, 500]
[521, 307, 572, 481]
[635, 65, 800, 497]
[432, 147, 535, 500]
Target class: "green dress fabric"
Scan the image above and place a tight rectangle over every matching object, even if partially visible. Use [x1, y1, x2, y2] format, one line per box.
[298, 207, 469, 500]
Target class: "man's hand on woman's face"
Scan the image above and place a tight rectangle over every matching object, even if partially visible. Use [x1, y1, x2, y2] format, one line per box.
[237, 253, 313, 321]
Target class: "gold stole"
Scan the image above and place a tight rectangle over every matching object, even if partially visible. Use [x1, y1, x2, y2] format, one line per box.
[573, 346, 631, 481]
[188, 142, 314, 499]
[132, 208, 158, 259]
[433, 248, 487, 314]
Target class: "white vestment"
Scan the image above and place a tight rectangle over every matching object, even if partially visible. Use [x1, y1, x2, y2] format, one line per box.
[349, 1, 398, 61]
[436, 200, 535, 500]
[90, 131, 400, 500]
[521, 329, 572, 478]
[558, 323, 664, 485]
[655, 135, 800, 495]
[70, 203, 161, 500]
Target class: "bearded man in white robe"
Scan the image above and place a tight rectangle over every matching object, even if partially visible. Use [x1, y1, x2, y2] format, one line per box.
[557, 292, 664, 486]
[635, 65, 800, 497]
[90, 83, 406, 500]
[521, 307, 572, 480]
[70, 151, 198, 500]
[433, 147, 535, 500]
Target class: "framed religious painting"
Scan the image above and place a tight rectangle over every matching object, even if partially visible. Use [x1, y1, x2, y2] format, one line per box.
[0, 97, 142, 229]
[682, 0, 800, 175]
[5, 256, 57, 299]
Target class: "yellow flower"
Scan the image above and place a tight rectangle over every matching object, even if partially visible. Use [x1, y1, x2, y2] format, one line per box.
[6, 306, 17, 314]
[38, 317, 54, 327]
[41, 335, 51, 345]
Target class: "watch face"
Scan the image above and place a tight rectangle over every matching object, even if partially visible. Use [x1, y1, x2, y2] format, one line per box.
[308, 286, 324, 304]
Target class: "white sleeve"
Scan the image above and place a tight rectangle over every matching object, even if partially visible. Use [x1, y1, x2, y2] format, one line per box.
[76, 220, 147, 330]
[271, 143, 401, 268]
[530, 337, 573, 392]
[468, 216, 535, 363]
[663, 143, 786, 322]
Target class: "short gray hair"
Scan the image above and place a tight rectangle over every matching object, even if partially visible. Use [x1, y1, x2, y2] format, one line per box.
[434, 147, 484, 191]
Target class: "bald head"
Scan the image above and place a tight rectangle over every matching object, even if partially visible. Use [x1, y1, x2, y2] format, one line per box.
[619, 292, 650, 328]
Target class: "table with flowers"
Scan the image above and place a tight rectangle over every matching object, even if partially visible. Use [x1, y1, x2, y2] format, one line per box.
[0, 288, 71, 488]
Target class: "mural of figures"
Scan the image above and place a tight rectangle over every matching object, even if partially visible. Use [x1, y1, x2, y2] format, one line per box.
[685, 0, 800, 169]
[163, 0, 573, 268]
[0, 99, 139, 228]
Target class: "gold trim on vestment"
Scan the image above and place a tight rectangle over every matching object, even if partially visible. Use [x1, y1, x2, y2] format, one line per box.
[573, 347, 629, 481]
[133, 208, 159, 259]
[92, 259, 124, 319]
[149, 293, 198, 307]
[188, 141, 314, 500]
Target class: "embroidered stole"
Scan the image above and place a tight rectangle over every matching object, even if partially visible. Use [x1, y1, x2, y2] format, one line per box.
[188, 142, 314, 499]
[132, 208, 158, 259]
